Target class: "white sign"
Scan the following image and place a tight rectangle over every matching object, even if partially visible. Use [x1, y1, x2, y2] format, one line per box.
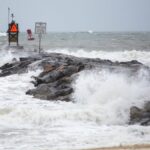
[35, 22, 46, 34]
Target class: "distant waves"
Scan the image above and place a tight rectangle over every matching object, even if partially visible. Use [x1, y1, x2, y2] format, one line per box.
[0, 32, 7, 37]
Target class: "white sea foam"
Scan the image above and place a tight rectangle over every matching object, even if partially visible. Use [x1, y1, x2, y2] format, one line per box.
[88, 30, 93, 34]
[0, 32, 7, 37]
[0, 50, 19, 66]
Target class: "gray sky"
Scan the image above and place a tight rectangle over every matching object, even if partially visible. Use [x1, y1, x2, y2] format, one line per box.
[0, 0, 150, 32]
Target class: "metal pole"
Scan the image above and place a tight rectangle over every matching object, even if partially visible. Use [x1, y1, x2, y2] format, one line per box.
[8, 7, 10, 46]
[39, 33, 42, 53]
[8, 7, 10, 24]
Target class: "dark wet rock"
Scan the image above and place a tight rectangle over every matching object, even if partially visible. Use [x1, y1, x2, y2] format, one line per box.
[130, 102, 150, 126]
[26, 83, 52, 95]
[130, 106, 144, 124]
[0, 58, 38, 77]
[140, 118, 150, 126]
[0, 63, 14, 70]
[144, 101, 150, 112]
[26, 75, 74, 101]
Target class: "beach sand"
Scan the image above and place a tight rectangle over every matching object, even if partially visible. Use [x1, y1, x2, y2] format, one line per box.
[80, 144, 150, 150]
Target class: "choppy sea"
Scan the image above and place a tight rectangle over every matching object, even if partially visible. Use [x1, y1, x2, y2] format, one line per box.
[0, 32, 150, 150]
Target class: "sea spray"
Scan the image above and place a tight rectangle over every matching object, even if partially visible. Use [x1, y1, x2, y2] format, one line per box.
[72, 69, 150, 125]
[0, 32, 6, 37]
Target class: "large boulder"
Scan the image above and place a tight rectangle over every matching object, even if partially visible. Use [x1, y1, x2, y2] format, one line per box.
[130, 106, 144, 124]
[144, 101, 150, 112]
[129, 102, 150, 126]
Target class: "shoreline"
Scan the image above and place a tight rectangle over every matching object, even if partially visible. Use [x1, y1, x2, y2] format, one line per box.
[80, 144, 150, 150]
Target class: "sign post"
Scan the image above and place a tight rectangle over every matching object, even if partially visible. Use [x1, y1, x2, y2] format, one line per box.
[35, 22, 46, 53]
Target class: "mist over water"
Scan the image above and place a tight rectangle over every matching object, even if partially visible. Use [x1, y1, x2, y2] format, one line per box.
[0, 32, 150, 150]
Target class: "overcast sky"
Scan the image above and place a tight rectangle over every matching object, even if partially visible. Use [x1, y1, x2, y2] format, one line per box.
[0, 0, 150, 32]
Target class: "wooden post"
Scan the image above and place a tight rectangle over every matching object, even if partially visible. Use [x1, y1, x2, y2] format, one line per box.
[38, 33, 42, 53]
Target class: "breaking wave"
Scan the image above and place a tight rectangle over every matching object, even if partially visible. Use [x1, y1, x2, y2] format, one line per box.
[0, 32, 6, 37]
[72, 69, 150, 125]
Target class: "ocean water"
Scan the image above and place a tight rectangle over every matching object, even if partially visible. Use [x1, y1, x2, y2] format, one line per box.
[0, 32, 150, 150]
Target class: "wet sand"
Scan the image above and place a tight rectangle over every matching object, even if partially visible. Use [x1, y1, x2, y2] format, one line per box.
[81, 144, 150, 150]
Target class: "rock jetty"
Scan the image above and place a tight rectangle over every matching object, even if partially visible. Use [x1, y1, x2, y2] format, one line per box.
[0, 52, 150, 125]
